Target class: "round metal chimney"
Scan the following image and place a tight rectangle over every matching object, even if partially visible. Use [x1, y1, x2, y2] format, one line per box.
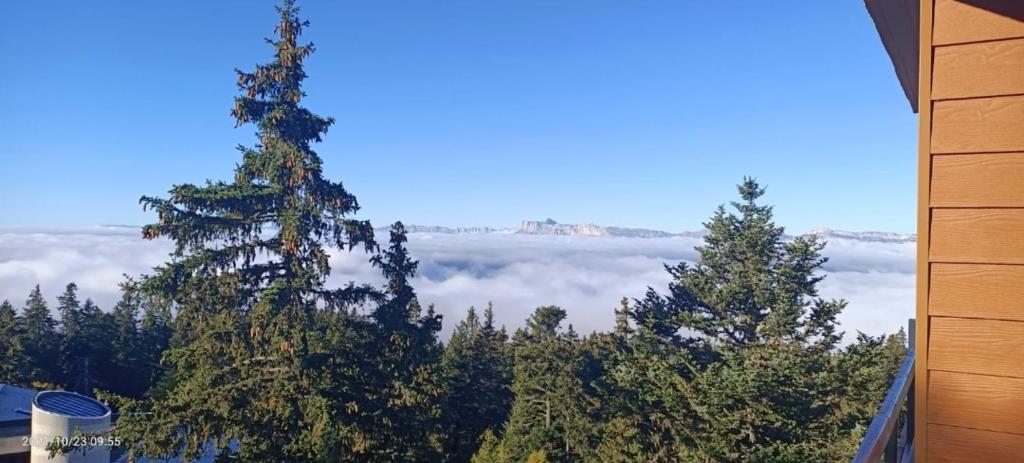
[30, 391, 111, 463]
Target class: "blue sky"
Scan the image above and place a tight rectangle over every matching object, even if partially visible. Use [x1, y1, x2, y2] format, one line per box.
[0, 1, 917, 233]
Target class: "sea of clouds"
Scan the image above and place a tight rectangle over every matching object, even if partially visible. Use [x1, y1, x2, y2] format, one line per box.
[0, 227, 915, 343]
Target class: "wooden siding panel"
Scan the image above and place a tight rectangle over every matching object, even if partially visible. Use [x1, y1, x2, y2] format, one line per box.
[931, 209, 1024, 263]
[923, 3, 1024, 461]
[932, 96, 1024, 153]
[931, 263, 1024, 320]
[934, 0, 1024, 46]
[928, 370, 1024, 434]
[928, 423, 1024, 462]
[932, 153, 1024, 207]
[930, 317, 1024, 377]
[933, 38, 1024, 100]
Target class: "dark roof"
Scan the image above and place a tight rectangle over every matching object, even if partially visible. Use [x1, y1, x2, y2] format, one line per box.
[865, 0, 920, 113]
[0, 384, 35, 425]
[33, 391, 110, 418]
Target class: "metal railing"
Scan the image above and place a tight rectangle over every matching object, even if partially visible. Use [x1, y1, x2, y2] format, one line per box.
[852, 319, 916, 463]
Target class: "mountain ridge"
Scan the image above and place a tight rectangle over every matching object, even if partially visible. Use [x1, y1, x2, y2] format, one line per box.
[375, 220, 917, 243]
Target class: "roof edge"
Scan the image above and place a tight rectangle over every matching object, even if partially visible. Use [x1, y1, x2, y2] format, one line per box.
[865, 0, 920, 113]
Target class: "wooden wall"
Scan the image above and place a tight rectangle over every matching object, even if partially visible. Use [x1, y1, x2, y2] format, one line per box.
[922, 1, 1024, 461]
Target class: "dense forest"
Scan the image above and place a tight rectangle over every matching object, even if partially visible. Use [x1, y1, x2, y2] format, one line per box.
[0, 2, 906, 462]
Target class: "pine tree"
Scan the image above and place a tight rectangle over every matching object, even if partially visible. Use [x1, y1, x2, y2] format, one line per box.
[56, 282, 83, 388]
[56, 283, 82, 324]
[494, 306, 594, 461]
[104, 281, 148, 398]
[120, 2, 380, 461]
[626, 178, 860, 461]
[481, 303, 513, 391]
[20, 285, 58, 385]
[82, 298, 114, 394]
[363, 222, 445, 460]
[588, 297, 692, 462]
[55, 283, 112, 394]
[441, 304, 513, 462]
[613, 297, 632, 336]
[633, 177, 843, 349]
[0, 300, 30, 385]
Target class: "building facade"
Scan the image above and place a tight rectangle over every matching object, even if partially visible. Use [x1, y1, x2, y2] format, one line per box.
[870, 1, 1024, 461]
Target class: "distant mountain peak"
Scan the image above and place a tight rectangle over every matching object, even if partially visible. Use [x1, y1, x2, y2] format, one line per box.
[517, 219, 679, 238]
[806, 228, 916, 243]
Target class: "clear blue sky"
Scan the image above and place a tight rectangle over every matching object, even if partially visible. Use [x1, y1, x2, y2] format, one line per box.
[0, 1, 917, 233]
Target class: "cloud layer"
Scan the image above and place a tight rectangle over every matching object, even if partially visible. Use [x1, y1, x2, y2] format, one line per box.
[0, 228, 915, 343]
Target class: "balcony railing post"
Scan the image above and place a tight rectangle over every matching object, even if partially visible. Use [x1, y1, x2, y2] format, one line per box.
[885, 425, 897, 462]
[908, 319, 916, 354]
[906, 319, 916, 457]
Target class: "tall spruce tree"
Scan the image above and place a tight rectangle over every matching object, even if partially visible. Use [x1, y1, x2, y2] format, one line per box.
[624, 178, 874, 461]
[633, 177, 843, 349]
[20, 285, 58, 385]
[80, 298, 112, 394]
[56, 283, 82, 329]
[483, 306, 594, 461]
[441, 304, 513, 462]
[364, 222, 445, 460]
[69, 299, 113, 394]
[56, 282, 83, 388]
[104, 281, 149, 398]
[0, 300, 30, 385]
[54, 283, 113, 394]
[120, 2, 379, 461]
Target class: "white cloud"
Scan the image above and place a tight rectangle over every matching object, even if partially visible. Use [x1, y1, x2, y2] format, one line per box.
[0, 228, 915, 343]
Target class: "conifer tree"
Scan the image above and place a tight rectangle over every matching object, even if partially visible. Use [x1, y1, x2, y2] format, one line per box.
[679, 341, 837, 461]
[491, 306, 593, 461]
[364, 222, 445, 460]
[0, 300, 30, 385]
[625, 178, 869, 461]
[599, 325, 696, 461]
[20, 285, 58, 384]
[54, 283, 113, 394]
[613, 297, 632, 336]
[72, 298, 113, 394]
[56, 282, 83, 387]
[104, 281, 148, 398]
[633, 177, 844, 349]
[441, 304, 513, 462]
[57, 283, 82, 330]
[120, 2, 380, 460]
